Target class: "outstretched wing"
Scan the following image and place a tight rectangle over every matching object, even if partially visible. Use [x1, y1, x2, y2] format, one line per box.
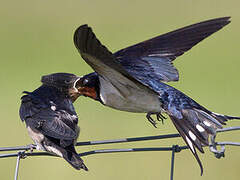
[73, 24, 157, 97]
[114, 17, 230, 82]
[20, 95, 77, 140]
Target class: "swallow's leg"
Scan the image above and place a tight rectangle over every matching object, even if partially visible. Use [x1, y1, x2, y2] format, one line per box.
[28, 144, 37, 153]
[156, 113, 167, 124]
[146, 113, 157, 128]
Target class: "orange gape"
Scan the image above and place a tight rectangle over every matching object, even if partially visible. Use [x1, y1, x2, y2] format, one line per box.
[78, 87, 97, 100]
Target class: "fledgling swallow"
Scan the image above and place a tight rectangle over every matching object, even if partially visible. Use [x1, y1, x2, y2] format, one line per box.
[72, 17, 240, 174]
[19, 73, 88, 171]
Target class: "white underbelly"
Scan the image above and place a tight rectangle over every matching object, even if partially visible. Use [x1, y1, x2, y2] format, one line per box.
[99, 78, 161, 113]
[27, 126, 45, 150]
[27, 126, 63, 157]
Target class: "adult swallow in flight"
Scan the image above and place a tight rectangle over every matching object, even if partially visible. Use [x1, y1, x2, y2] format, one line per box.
[19, 73, 88, 171]
[73, 17, 240, 174]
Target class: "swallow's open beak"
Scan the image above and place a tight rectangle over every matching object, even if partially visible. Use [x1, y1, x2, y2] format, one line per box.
[67, 77, 81, 102]
[72, 76, 81, 91]
[78, 86, 97, 99]
[73, 77, 98, 100]
[72, 76, 83, 95]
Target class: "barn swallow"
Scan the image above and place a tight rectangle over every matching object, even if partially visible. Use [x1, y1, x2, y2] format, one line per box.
[19, 73, 88, 171]
[72, 17, 240, 174]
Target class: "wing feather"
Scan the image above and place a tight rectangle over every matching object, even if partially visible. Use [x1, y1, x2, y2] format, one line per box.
[114, 17, 231, 83]
[20, 95, 77, 140]
[74, 24, 157, 96]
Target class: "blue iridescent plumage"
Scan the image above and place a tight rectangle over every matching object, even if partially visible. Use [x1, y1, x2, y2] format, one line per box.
[73, 17, 240, 175]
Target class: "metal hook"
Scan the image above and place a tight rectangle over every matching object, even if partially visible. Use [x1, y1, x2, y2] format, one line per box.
[209, 135, 225, 159]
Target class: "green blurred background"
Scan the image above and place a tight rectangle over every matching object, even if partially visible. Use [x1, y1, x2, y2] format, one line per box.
[0, 0, 239, 179]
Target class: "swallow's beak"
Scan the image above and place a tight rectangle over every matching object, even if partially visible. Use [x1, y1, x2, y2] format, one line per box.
[72, 77, 98, 100]
[73, 76, 83, 95]
[78, 86, 97, 100]
[67, 76, 82, 102]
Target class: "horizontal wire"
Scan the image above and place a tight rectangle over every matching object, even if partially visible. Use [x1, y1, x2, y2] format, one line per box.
[76, 133, 181, 146]
[0, 126, 239, 159]
[0, 146, 189, 159]
[216, 126, 240, 133]
[216, 142, 240, 146]
[0, 145, 32, 152]
[0, 141, 237, 159]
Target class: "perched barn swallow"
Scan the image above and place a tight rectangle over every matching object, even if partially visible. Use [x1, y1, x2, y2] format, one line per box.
[72, 17, 240, 174]
[19, 73, 88, 171]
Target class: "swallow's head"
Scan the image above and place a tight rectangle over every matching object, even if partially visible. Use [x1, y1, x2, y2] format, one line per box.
[74, 72, 100, 101]
[41, 73, 81, 101]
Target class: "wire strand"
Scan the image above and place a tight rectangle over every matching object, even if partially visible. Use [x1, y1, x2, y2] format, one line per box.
[0, 126, 239, 180]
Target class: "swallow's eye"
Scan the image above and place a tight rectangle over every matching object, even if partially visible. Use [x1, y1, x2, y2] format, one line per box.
[82, 79, 89, 86]
[64, 80, 71, 84]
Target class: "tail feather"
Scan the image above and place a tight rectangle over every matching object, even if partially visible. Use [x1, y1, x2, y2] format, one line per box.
[211, 112, 240, 122]
[170, 115, 203, 175]
[61, 147, 88, 171]
[43, 137, 88, 171]
[167, 108, 234, 175]
[225, 115, 240, 120]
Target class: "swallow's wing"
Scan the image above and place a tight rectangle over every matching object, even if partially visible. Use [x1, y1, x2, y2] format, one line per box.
[20, 95, 77, 140]
[74, 24, 157, 96]
[114, 17, 230, 82]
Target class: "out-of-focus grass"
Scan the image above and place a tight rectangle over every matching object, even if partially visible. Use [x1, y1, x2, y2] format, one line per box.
[0, 0, 239, 179]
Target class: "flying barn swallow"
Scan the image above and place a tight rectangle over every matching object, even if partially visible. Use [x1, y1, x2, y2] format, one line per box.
[19, 73, 88, 171]
[72, 17, 240, 174]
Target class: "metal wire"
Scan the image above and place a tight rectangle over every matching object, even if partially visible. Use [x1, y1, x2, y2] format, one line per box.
[76, 133, 181, 146]
[170, 145, 181, 180]
[0, 126, 239, 180]
[14, 153, 21, 180]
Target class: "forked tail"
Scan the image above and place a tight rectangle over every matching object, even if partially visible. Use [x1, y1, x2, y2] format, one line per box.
[168, 108, 240, 175]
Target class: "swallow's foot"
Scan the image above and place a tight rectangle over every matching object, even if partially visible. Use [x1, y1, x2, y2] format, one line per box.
[156, 113, 167, 124]
[146, 113, 157, 128]
[28, 144, 37, 153]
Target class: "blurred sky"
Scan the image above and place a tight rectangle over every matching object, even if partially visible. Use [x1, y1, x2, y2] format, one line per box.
[0, 0, 239, 179]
